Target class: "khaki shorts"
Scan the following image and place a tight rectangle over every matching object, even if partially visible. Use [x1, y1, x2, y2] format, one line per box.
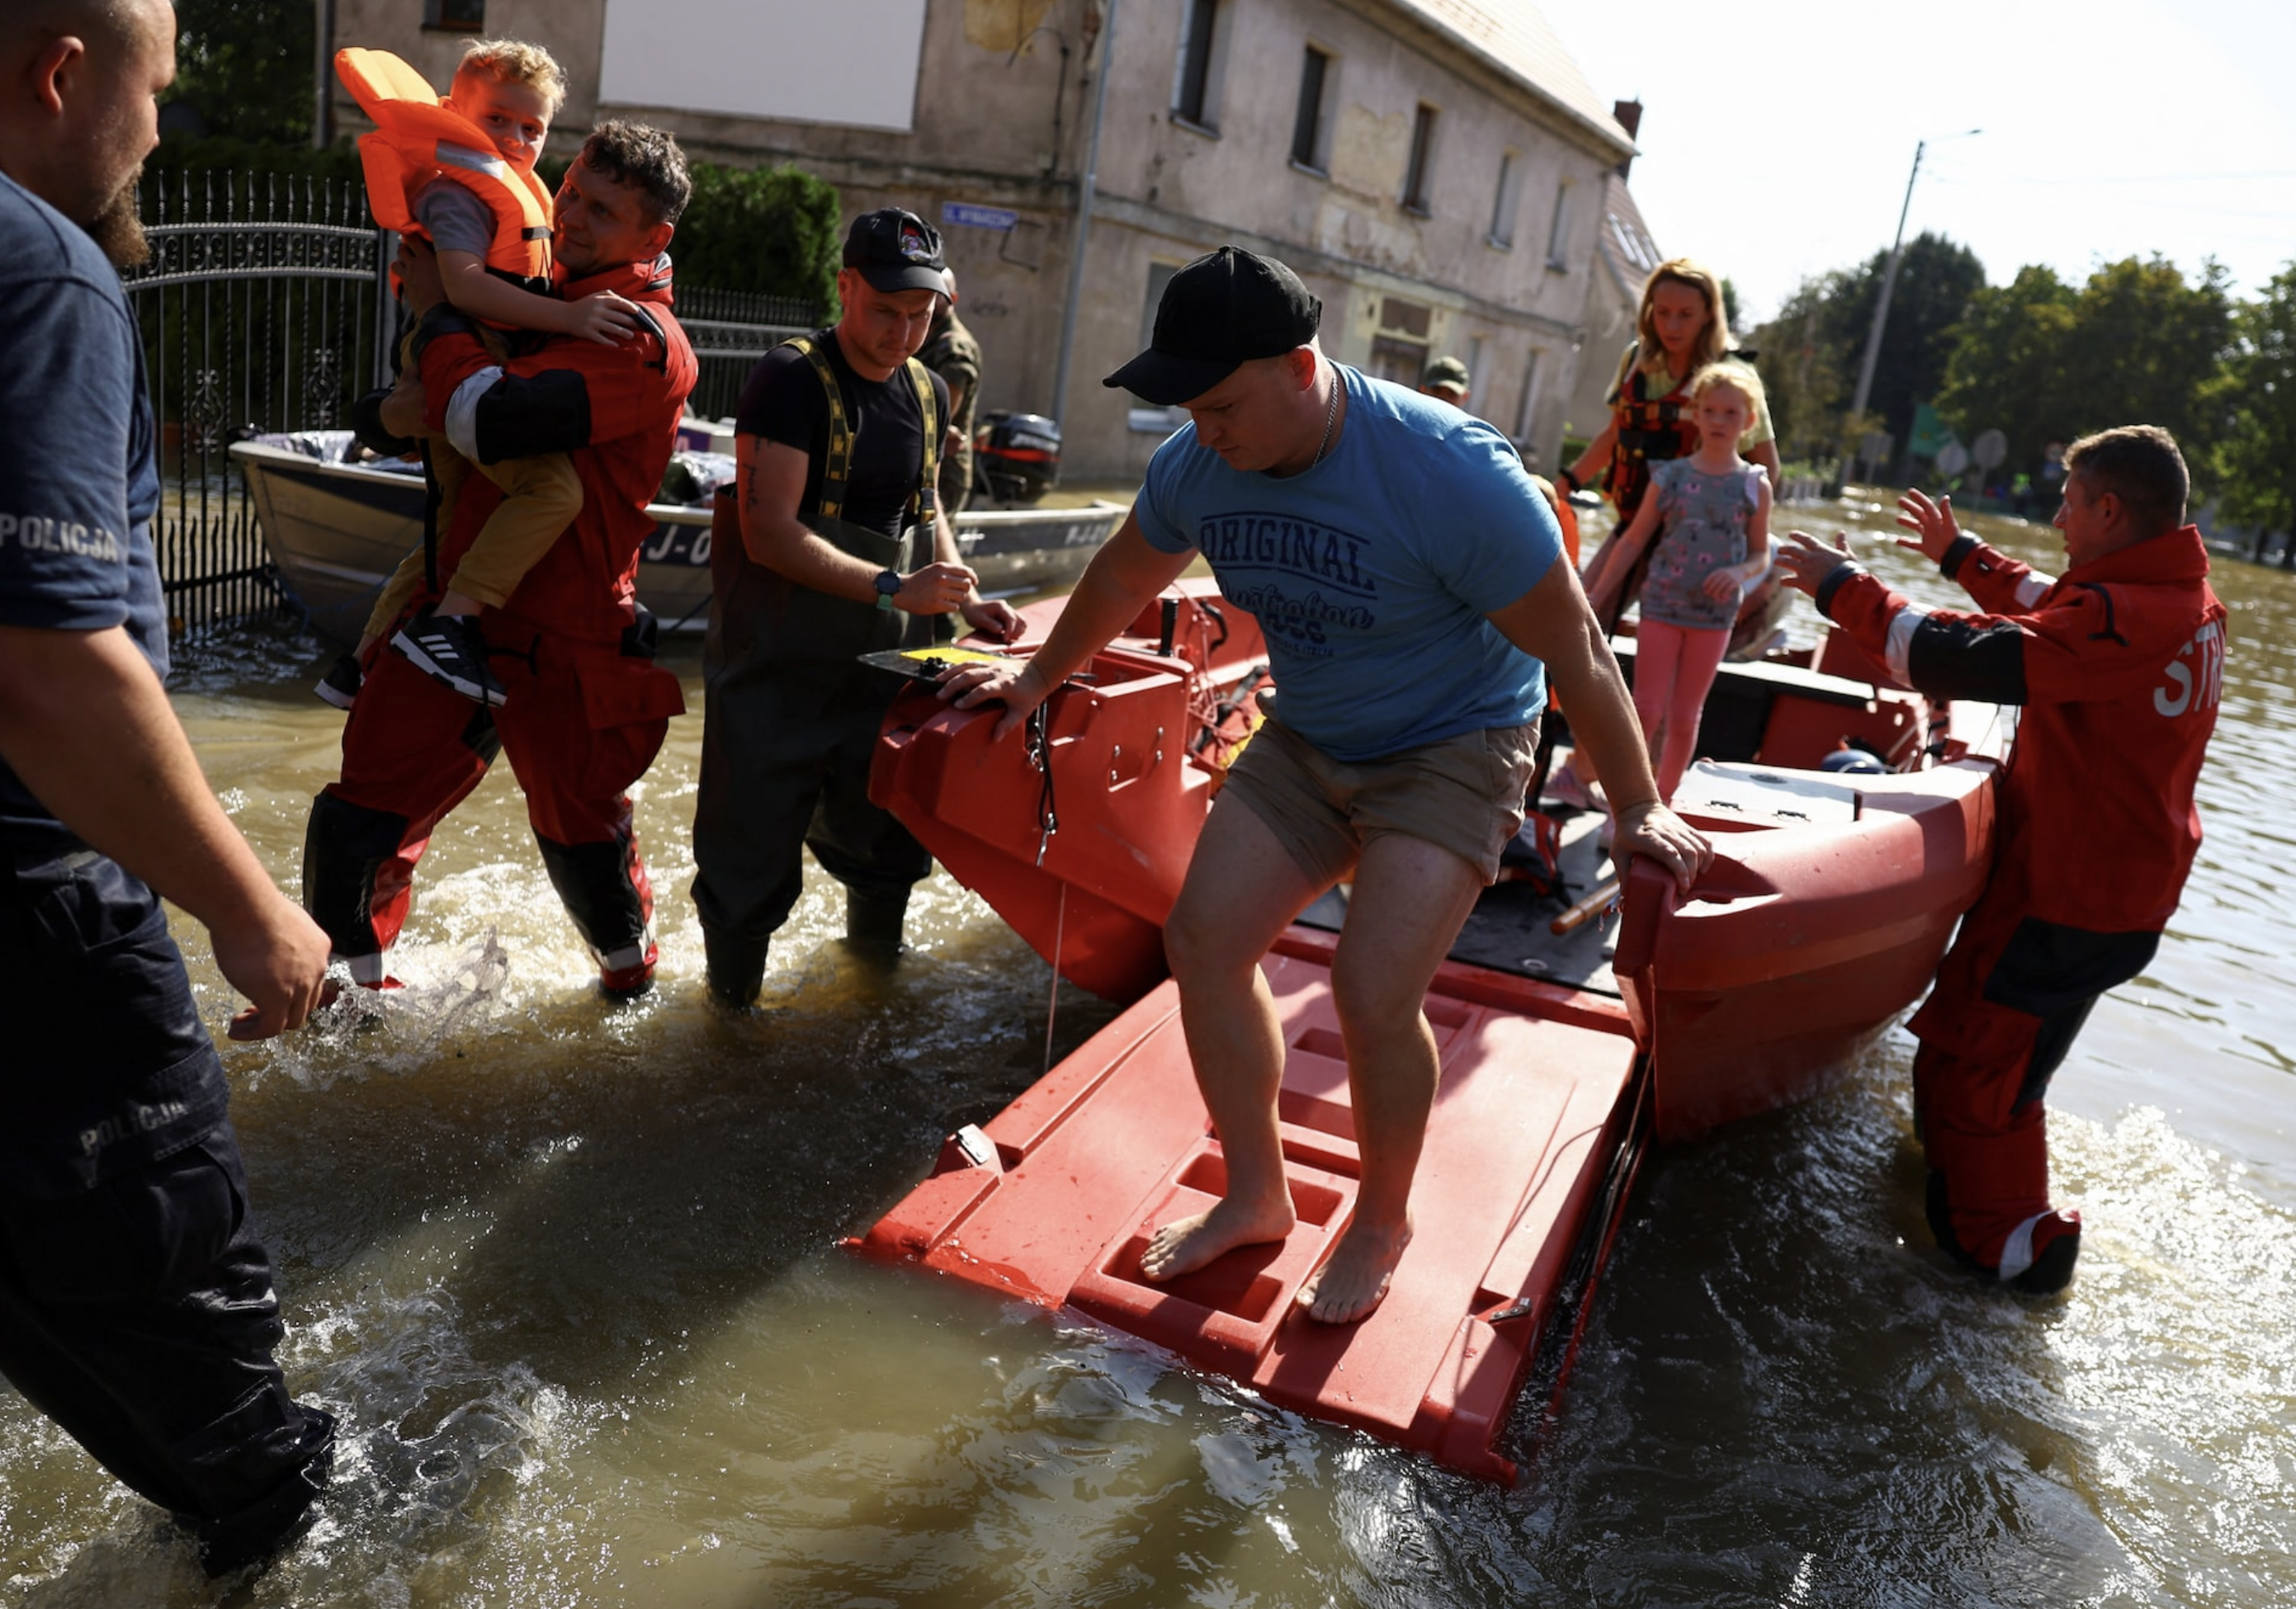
[1220, 716, 1541, 889]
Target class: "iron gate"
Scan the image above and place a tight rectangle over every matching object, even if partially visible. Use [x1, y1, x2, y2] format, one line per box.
[123, 169, 391, 634]
[673, 284, 814, 423]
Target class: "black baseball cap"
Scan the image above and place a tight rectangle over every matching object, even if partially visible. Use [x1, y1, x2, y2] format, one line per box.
[1104, 247, 1322, 406]
[843, 208, 948, 295]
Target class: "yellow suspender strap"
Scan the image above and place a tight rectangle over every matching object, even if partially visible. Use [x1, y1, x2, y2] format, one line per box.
[789, 335, 853, 519]
[787, 338, 938, 528]
[905, 358, 939, 526]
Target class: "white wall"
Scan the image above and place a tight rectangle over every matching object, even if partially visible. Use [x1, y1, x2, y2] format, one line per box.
[598, 0, 927, 131]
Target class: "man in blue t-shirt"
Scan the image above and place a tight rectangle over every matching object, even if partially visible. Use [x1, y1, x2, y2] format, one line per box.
[0, 0, 335, 1575]
[940, 248, 1709, 1324]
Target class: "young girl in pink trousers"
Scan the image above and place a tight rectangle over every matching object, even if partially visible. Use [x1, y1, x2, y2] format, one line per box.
[1595, 362, 1774, 801]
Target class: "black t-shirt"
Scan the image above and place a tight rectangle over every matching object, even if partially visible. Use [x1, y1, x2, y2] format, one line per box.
[735, 327, 949, 540]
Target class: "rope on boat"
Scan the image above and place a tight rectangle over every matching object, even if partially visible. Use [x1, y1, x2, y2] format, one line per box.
[1027, 702, 1058, 866]
[1028, 700, 1065, 1074]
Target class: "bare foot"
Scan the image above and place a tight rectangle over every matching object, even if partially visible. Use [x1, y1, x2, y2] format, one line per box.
[1138, 1194, 1296, 1282]
[1294, 1215, 1412, 1324]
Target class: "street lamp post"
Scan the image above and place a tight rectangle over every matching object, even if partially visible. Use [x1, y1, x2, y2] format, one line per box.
[1847, 129, 1979, 442]
[313, 0, 335, 149]
[1050, 0, 1118, 435]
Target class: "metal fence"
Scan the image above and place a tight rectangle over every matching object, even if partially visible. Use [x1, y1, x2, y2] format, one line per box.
[124, 169, 393, 634]
[124, 173, 814, 635]
[675, 284, 815, 422]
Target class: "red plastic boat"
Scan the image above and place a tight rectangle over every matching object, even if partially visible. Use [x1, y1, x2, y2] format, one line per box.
[853, 584, 2003, 1479]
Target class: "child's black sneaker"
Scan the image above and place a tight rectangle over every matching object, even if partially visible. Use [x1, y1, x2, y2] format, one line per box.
[314, 653, 362, 710]
[391, 606, 508, 706]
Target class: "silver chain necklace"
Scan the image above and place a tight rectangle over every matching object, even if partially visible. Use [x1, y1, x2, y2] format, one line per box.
[1309, 370, 1340, 468]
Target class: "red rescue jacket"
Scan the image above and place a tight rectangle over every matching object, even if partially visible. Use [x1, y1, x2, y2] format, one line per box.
[413, 252, 698, 643]
[1818, 526, 2224, 932]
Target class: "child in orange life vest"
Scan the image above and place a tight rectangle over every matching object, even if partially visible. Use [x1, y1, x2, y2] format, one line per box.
[1594, 361, 1775, 802]
[345, 40, 644, 707]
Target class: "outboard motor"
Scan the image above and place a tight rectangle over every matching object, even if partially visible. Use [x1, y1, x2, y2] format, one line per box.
[972, 411, 1061, 505]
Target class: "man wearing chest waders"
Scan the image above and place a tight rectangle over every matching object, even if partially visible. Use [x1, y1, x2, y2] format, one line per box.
[692, 209, 1020, 1007]
[0, 0, 338, 1574]
[936, 248, 1712, 1322]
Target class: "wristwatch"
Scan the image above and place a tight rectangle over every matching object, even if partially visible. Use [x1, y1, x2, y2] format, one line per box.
[1557, 467, 1580, 493]
[874, 568, 901, 611]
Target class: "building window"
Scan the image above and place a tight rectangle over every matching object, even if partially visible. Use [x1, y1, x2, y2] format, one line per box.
[1401, 102, 1438, 214]
[1173, 0, 1222, 131]
[1369, 336, 1429, 387]
[1544, 182, 1573, 269]
[1515, 350, 1542, 444]
[1290, 46, 1331, 171]
[1487, 151, 1519, 248]
[423, 0, 484, 31]
[1141, 262, 1182, 352]
[1131, 262, 1189, 432]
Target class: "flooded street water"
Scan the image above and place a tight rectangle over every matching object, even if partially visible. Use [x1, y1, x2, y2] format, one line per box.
[3, 500, 2293, 1607]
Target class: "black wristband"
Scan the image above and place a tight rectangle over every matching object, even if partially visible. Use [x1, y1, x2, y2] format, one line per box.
[1939, 534, 1978, 581]
[1812, 559, 1867, 619]
[1557, 468, 1580, 493]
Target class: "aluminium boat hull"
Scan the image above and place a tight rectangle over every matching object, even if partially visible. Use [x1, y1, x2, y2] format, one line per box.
[229, 439, 1127, 643]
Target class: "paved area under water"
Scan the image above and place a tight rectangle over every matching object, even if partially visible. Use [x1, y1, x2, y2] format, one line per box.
[2, 503, 2291, 1606]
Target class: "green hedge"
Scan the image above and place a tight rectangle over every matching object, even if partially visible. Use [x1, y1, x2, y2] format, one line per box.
[672, 163, 840, 315]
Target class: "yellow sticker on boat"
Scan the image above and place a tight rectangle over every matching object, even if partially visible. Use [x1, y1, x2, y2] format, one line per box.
[897, 648, 1009, 666]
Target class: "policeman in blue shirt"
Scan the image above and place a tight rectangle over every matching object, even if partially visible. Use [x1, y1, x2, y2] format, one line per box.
[0, 0, 336, 1575]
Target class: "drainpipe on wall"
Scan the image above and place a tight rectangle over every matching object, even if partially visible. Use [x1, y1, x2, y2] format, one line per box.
[1050, 0, 1117, 432]
[313, 0, 335, 149]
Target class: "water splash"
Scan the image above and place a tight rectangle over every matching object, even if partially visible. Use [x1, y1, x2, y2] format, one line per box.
[248, 932, 514, 1092]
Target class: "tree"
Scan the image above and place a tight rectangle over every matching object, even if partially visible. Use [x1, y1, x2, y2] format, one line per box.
[2210, 264, 2296, 549]
[1939, 257, 2232, 484]
[168, 0, 315, 144]
[1817, 232, 1987, 452]
[2060, 257, 2232, 471]
[1748, 271, 1852, 460]
[1936, 265, 2079, 474]
[1746, 231, 1983, 464]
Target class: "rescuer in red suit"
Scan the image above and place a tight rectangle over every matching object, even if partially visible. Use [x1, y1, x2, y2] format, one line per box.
[1776, 426, 2224, 1294]
[301, 122, 697, 1000]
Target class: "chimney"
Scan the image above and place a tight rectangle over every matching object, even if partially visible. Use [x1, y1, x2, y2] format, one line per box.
[1613, 99, 1642, 180]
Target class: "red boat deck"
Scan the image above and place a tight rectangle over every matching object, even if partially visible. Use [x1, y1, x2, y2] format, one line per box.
[854, 944, 1642, 1483]
[856, 589, 2005, 1480]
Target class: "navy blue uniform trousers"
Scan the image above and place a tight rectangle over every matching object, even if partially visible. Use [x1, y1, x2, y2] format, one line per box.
[0, 850, 333, 1573]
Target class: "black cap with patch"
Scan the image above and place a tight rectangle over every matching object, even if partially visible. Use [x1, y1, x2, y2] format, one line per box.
[843, 208, 948, 295]
[1103, 246, 1322, 406]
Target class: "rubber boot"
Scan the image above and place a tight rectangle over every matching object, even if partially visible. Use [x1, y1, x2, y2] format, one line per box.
[843, 885, 910, 966]
[703, 924, 769, 1009]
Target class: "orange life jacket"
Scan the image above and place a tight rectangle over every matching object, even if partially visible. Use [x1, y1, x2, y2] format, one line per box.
[334, 47, 553, 290]
[1602, 342, 1703, 521]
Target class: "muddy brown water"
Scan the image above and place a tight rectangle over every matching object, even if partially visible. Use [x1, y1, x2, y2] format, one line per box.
[2, 501, 2291, 1607]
